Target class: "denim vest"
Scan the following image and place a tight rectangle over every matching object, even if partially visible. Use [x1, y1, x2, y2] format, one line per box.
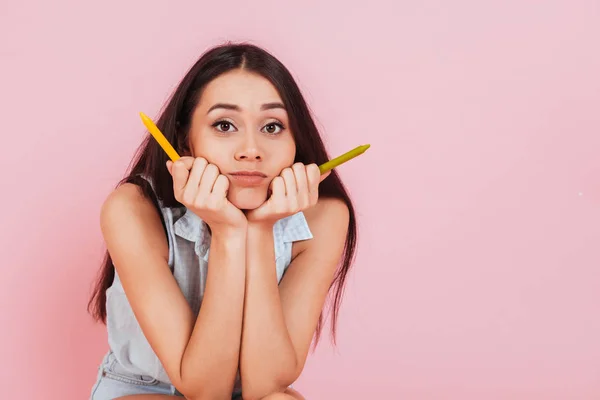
[103, 177, 313, 390]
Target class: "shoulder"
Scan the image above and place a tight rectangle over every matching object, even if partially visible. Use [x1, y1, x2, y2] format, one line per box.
[100, 183, 168, 258]
[303, 196, 349, 234]
[100, 183, 157, 224]
[296, 197, 349, 254]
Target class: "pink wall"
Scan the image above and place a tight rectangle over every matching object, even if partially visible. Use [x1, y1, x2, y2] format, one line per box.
[2, 1, 599, 399]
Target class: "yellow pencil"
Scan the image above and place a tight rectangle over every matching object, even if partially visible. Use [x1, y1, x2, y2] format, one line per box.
[319, 144, 370, 174]
[139, 112, 181, 162]
[140, 111, 369, 172]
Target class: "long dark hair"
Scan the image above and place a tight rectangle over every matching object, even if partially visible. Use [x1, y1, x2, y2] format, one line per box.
[88, 42, 357, 346]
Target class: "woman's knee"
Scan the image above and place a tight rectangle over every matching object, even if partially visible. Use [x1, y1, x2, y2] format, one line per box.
[260, 387, 305, 400]
[259, 394, 294, 400]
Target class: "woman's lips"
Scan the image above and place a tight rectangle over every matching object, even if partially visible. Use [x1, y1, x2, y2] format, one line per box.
[228, 171, 267, 186]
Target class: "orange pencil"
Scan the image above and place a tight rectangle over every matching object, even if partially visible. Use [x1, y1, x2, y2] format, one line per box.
[139, 112, 181, 162]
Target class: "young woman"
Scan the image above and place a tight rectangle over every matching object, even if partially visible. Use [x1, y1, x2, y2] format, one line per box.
[87, 43, 357, 400]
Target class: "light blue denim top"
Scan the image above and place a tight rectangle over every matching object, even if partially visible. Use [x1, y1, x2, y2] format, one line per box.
[104, 177, 313, 388]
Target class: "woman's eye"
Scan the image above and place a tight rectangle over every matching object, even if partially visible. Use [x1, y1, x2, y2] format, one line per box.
[262, 123, 284, 135]
[213, 121, 236, 133]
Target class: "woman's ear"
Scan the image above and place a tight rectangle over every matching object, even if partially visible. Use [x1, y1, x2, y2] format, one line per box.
[176, 132, 192, 157]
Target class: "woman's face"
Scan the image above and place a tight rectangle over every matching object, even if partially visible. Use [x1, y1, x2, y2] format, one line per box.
[188, 69, 296, 210]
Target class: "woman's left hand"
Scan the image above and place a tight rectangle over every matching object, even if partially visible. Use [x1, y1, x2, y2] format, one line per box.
[246, 163, 330, 225]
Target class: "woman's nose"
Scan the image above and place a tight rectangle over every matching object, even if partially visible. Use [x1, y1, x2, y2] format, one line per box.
[234, 134, 262, 161]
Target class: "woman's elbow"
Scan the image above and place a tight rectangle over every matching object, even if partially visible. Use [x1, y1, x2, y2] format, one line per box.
[241, 370, 298, 400]
[175, 375, 232, 400]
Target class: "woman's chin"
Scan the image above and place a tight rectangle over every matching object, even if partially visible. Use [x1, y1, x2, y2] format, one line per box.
[227, 187, 267, 210]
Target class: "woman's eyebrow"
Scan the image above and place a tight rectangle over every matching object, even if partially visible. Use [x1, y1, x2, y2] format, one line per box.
[207, 103, 240, 114]
[260, 102, 286, 111]
[207, 102, 286, 114]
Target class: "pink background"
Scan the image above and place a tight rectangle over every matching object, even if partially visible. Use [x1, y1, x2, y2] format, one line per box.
[2, 1, 599, 399]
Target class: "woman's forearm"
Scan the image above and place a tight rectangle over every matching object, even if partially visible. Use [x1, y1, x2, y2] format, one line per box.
[240, 223, 298, 399]
[179, 228, 247, 400]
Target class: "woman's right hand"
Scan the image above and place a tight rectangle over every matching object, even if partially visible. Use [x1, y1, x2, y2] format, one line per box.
[167, 157, 247, 234]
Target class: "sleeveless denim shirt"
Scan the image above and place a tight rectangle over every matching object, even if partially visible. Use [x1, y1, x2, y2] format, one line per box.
[103, 177, 313, 389]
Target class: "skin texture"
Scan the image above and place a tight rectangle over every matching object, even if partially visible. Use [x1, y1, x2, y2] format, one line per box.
[101, 70, 348, 400]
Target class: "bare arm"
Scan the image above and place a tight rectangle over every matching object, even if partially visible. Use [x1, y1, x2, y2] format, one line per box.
[101, 183, 246, 400]
[239, 222, 296, 399]
[240, 197, 349, 399]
